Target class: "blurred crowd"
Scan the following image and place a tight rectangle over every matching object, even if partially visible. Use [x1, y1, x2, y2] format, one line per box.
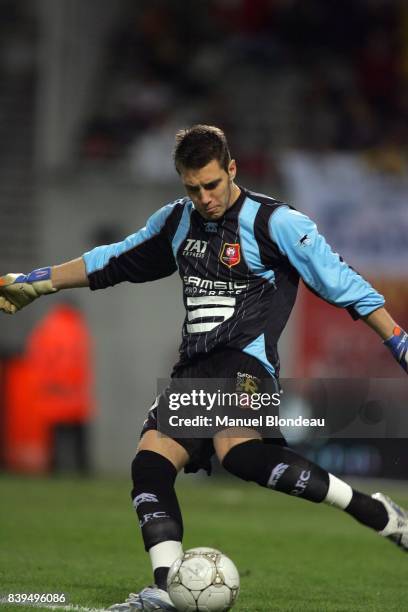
[0, 0, 36, 82]
[81, 0, 408, 178]
[1, 0, 407, 179]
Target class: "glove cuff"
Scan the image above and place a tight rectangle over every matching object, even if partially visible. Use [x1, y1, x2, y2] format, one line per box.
[26, 267, 52, 283]
[26, 267, 58, 295]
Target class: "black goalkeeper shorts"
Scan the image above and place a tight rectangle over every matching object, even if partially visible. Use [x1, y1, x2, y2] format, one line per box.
[140, 348, 287, 475]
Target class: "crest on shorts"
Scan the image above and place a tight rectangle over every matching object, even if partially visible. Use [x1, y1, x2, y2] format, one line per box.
[236, 372, 260, 395]
[236, 372, 260, 409]
[220, 243, 240, 268]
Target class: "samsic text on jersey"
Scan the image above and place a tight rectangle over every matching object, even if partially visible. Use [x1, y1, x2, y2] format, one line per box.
[83, 188, 384, 377]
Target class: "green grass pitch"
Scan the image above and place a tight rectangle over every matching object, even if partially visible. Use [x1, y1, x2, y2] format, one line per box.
[1, 473, 407, 612]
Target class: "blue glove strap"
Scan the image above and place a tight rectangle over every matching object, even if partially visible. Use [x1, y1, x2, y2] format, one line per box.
[15, 267, 52, 284]
[384, 327, 408, 372]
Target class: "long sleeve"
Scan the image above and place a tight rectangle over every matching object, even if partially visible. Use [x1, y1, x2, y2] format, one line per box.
[269, 206, 385, 318]
[83, 203, 183, 290]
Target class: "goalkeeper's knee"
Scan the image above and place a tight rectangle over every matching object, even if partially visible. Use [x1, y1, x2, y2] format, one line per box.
[222, 439, 329, 503]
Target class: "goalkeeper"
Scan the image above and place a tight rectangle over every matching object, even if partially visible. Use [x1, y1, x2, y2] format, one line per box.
[1, 125, 407, 612]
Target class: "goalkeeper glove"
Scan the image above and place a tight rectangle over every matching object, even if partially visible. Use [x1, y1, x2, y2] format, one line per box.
[384, 326, 408, 373]
[0, 267, 58, 314]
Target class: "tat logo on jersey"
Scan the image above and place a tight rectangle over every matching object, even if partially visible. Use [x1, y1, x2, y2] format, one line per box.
[220, 243, 240, 268]
[183, 239, 208, 258]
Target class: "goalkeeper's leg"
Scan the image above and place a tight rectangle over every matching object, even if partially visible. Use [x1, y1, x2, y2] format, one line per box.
[109, 430, 187, 611]
[132, 430, 188, 589]
[217, 434, 406, 544]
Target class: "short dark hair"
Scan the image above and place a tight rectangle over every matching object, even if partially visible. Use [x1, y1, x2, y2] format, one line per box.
[173, 124, 231, 173]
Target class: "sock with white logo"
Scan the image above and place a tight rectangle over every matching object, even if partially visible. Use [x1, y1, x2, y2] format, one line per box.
[222, 441, 389, 532]
[222, 439, 330, 502]
[131, 450, 183, 590]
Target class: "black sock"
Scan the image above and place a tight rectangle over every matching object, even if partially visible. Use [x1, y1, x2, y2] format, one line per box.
[131, 450, 183, 551]
[222, 439, 330, 502]
[222, 440, 390, 532]
[154, 567, 169, 591]
[345, 490, 389, 531]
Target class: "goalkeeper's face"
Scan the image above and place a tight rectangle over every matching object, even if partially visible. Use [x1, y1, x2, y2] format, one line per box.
[180, 159, 239, 220]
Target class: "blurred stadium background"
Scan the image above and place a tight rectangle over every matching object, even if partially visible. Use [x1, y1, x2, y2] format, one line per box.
[0, 0, 407, 479]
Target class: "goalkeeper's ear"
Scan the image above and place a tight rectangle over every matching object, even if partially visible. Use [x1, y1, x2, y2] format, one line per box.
[0, 267, 58, 314]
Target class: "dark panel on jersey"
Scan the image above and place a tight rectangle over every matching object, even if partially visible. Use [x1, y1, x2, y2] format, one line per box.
[87, 203, 183, 289]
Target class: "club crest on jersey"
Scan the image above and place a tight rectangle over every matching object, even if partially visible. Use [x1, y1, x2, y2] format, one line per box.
[220, 243, 240, 268]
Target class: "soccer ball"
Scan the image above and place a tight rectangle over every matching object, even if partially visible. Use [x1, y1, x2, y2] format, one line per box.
[167, 547, 240, 612]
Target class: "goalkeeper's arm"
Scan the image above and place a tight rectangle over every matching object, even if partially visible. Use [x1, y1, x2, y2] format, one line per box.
[0, 257, 88, 314]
